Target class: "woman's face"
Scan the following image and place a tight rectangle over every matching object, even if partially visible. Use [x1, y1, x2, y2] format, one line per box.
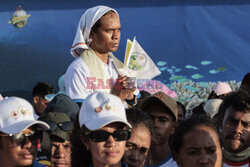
[0, 127, 37, 166]
[82, 122, 127, 167]
[90, 12, 121, 54]
[123, 124, 151, 167]
[175, 126, 222, 167]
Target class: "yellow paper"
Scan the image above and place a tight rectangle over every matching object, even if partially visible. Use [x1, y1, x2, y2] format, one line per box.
[124, 38, 133, 66]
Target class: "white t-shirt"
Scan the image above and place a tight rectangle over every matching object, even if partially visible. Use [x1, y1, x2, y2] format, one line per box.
[65, 57, 119, 102]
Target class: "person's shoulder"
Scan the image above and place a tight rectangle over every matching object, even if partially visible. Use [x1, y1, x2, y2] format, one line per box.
[122, 162, 129, 167]
[68, 57, 86, 68]
[66, 57, 90, 74]
[159, 157, 178, 167]
[146, 157, 177, 167]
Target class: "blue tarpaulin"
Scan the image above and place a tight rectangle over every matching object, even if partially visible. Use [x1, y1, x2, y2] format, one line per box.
[0, 0, 249, 99]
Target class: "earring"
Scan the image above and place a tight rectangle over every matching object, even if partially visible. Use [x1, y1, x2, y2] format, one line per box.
[86, 38, 92, 45]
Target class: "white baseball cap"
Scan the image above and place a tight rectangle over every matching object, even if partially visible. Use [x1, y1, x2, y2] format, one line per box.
[79, 92, 131, 131]
[203, 99, 223, 118]
[45, 74, 66, 101]
[0, 97, 49, 134]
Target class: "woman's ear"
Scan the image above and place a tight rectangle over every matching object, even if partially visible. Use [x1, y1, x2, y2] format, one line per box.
[33, 96, 39, 104]
[171, 122, 176, 134]
[80, 135, 90, 150]
[89, 30, 95, 39]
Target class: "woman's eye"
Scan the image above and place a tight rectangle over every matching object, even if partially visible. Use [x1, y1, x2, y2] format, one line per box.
[187, 150, 198, 155]
[126, 143, 133, 149]
[52, 144, 59, 148]
[64, 144, 72, 149]
[159, 118, 168, 122]
[106, 29, 113, 33]
[207, 148, 216, 154]
[140, 148, 148, 154]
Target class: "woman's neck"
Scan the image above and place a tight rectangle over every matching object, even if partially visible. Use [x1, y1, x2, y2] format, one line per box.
[0, 161, 31, 167]
[92, 161, 122, 167]
[92, 49, 109, 64]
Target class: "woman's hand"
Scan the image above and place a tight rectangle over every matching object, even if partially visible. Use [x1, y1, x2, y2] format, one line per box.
[112, 75, 136, 101]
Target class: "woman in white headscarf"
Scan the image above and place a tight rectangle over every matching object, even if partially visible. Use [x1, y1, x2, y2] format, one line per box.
[65, 5, 136, 105]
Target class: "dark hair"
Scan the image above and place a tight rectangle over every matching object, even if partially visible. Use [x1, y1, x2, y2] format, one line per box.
[177, 101, 186, 117]
[218, 90, 250, 119]
[71, 113, 91, 167]
[135, 90, 151, 107]
[240, 72, 250, 90]
[32, 82, 55, 98]
[126, 108, 155, 141]
[208, 91, 221, 100]
[91, 10, 117, 33]
[0, 132, 4, 148]
[170, 116, 219, 155]
[192, 102, 206, 116]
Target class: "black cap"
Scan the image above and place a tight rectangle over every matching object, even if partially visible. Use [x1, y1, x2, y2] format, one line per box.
[44, 94, 79, 121]
[39, 112, 72, 141]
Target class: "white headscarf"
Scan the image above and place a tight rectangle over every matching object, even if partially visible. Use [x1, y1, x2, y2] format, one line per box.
[70, 6, 119, 58]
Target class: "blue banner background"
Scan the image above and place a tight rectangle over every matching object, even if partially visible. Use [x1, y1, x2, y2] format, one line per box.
[0, 0, 249, 99]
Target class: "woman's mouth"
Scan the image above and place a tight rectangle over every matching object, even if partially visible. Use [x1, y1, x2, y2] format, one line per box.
[21, 153, 33, 159]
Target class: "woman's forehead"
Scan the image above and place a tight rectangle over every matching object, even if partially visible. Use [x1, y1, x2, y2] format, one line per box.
[22, 126, 36, 134]
[100, 122, 126, 130]
[99, 12, 120, 27]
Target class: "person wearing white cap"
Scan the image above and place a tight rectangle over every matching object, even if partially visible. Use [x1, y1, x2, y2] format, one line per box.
[71, 92, 132, 167]
[208, 81, 232, 100]
[65, 5, 136, 105]
[0, 97, 50, 167]
[203, 99, 223, 119]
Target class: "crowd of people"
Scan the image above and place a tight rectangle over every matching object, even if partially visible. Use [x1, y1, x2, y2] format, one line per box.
[0, 5, 249, 167]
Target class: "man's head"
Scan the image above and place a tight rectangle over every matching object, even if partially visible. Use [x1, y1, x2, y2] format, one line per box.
[0, 97, 49, 166]
[32, 82, 55, 115]
[138, 91, 177, 145]
[177, 101, 186, 122]
[239, 72, 250, 91]
[219, 90, 250, 153]
[39, 112, 73, 167]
